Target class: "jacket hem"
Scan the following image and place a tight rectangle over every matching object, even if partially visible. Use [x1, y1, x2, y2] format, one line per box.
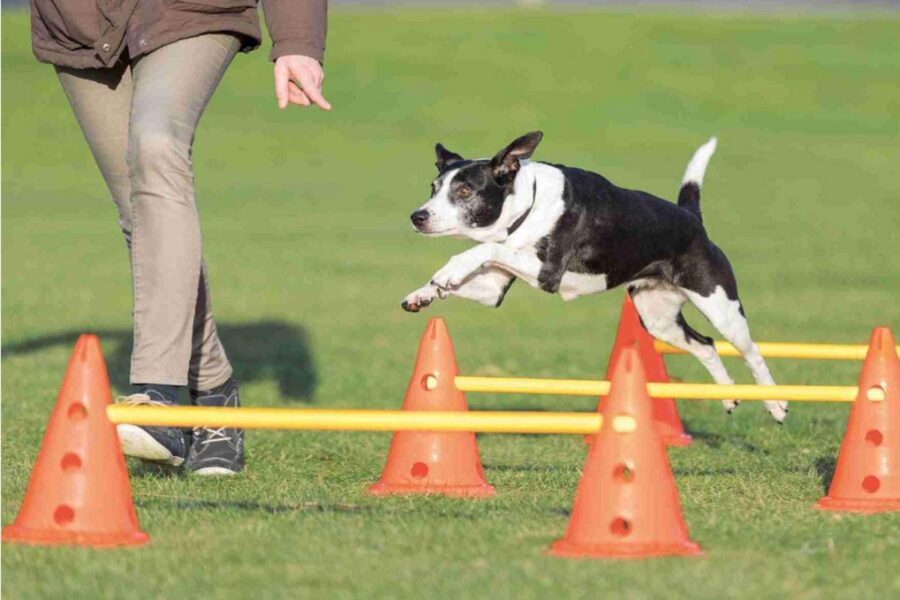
[129, 19, 262, 62]
[33, 45, 120, 69]
[33, 17, 262, 69]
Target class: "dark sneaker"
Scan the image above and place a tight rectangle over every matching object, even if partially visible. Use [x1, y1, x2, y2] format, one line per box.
[115, 392, 188, 467]
[186, 377, 245, 476]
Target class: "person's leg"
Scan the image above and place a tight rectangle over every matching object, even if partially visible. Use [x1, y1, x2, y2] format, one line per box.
[56, 62, 134, 244]
[127, 33, 245, 473]
[56, 36, 243, 472]
[190, 261, 233, 391]
[56, 59, 233, 393]
[127, 33, 239, 389]
[56, 63, 189, 464]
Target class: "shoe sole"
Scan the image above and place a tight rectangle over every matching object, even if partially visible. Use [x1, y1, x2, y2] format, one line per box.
[117, 424, 184, 467]
[191, 466, 240, 476]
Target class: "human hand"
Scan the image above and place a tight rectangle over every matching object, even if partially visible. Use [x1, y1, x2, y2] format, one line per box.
[274, 55, 331, 110]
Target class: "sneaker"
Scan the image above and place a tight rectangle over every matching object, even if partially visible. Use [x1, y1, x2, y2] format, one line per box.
[185, 377, 245, 476]
[115, 392, 188, 467]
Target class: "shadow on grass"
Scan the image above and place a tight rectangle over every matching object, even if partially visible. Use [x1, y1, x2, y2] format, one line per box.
[483, 463, 564, 473]
[815, 455, 837, 494]
[2, 320, 318, 403]
[136, 497, 490, 520]
[137, 497, 376, 515]
[687, 427, 767, 455]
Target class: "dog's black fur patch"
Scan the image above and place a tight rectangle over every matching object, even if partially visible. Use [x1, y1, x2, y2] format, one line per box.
[431, 135, 544, 230]
[448, 163, 513, 228]
[535, 163, 732, 297]
[677, 181, 702, 223]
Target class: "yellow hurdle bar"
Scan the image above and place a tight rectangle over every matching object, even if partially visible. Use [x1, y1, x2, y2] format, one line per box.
[107, 405, 603, 434]
[453, 376, 860, 402]
[654, 340, 900, 361]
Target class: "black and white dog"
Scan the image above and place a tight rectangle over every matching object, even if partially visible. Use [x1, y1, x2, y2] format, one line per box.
[402, 132, 787, 422]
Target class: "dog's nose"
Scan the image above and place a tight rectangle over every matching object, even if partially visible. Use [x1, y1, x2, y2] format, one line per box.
[410, 210, 429, 227]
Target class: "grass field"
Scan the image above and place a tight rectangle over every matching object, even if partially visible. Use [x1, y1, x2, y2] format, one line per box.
[3, 6, 900, 599]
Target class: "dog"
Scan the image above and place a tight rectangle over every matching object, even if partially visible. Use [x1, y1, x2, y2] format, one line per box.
[401, 132, 787, 423]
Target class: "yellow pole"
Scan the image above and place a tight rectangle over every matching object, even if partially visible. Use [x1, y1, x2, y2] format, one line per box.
[453, 376, 858, 402]
[653, 340, 900, 361]
[107, 405, 603, 434]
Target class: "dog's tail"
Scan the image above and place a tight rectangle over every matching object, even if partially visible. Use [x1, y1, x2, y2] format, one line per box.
[678, 137, 717, 223]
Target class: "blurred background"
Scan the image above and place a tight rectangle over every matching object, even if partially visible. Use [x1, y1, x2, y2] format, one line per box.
[3, 1, 899, 598]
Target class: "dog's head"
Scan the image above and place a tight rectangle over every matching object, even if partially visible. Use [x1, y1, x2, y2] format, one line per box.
[410, 131, 543, 240]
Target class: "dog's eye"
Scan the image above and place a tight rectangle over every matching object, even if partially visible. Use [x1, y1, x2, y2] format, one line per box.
[456, 186, 472, 198]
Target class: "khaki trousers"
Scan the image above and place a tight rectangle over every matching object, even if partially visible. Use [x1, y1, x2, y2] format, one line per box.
[56, 34, 240, 390]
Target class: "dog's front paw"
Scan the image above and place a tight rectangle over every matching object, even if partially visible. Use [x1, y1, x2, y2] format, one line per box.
[401, 285, 439, 313]
[431, 255, 482, 290]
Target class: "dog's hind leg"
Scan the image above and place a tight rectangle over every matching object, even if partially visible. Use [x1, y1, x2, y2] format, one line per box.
[682, 285, 786, 423]
[630, 285, 741, 412]
[632, 286, 739, 410]
[677, 241, 786, 421]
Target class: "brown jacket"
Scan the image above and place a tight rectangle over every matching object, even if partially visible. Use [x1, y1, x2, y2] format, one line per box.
[30, 0, 326, 69]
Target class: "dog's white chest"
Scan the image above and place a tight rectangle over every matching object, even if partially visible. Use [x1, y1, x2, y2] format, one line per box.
[558, 272, 608, 301]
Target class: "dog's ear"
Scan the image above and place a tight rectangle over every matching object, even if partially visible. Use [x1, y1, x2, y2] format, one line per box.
[435, 143, 464, 172]
[490, 131, 543, 180]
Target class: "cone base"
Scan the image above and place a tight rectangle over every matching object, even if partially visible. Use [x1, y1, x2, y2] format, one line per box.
[661, 432, 693, 447]
[816, 496, 900, 514]
[2, 525, 149, 548]
[368, 481, 496, 498]
[548, 537, 702, 559]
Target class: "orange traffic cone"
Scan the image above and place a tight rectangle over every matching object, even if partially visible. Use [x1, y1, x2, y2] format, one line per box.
[817, 327, 900, 513]
[551, 345, 702, 558]
[369, 318, 495, 497]
[598, 295, 692, 446]
[2, 335, 149, 547]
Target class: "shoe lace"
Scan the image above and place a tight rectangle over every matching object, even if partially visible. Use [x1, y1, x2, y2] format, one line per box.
[115, 393, 169, 407]
[193, 426, 231, 446]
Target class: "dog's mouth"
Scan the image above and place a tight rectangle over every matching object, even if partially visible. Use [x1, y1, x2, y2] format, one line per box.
[414, 226, 454, 236]
[411, 220, 455, 236]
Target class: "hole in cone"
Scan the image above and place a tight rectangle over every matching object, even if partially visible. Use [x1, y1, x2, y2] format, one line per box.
[610, 517, 631, 537]
[866, 385, 886, 402]
[53, 505, 75, 526]
[421, 374, 438, 391]
[865, 429, 884, 447]
[411, 462, 429, 478]
[862, 476, 880, 494]
[60, 453, 82, 472]
[612, 415, 637, 433]
[613, 463, 635, 483]
[67, 403, 88, 421]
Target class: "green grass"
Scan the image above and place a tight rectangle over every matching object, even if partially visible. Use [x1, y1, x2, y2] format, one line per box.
[3, 6, 900, 599]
